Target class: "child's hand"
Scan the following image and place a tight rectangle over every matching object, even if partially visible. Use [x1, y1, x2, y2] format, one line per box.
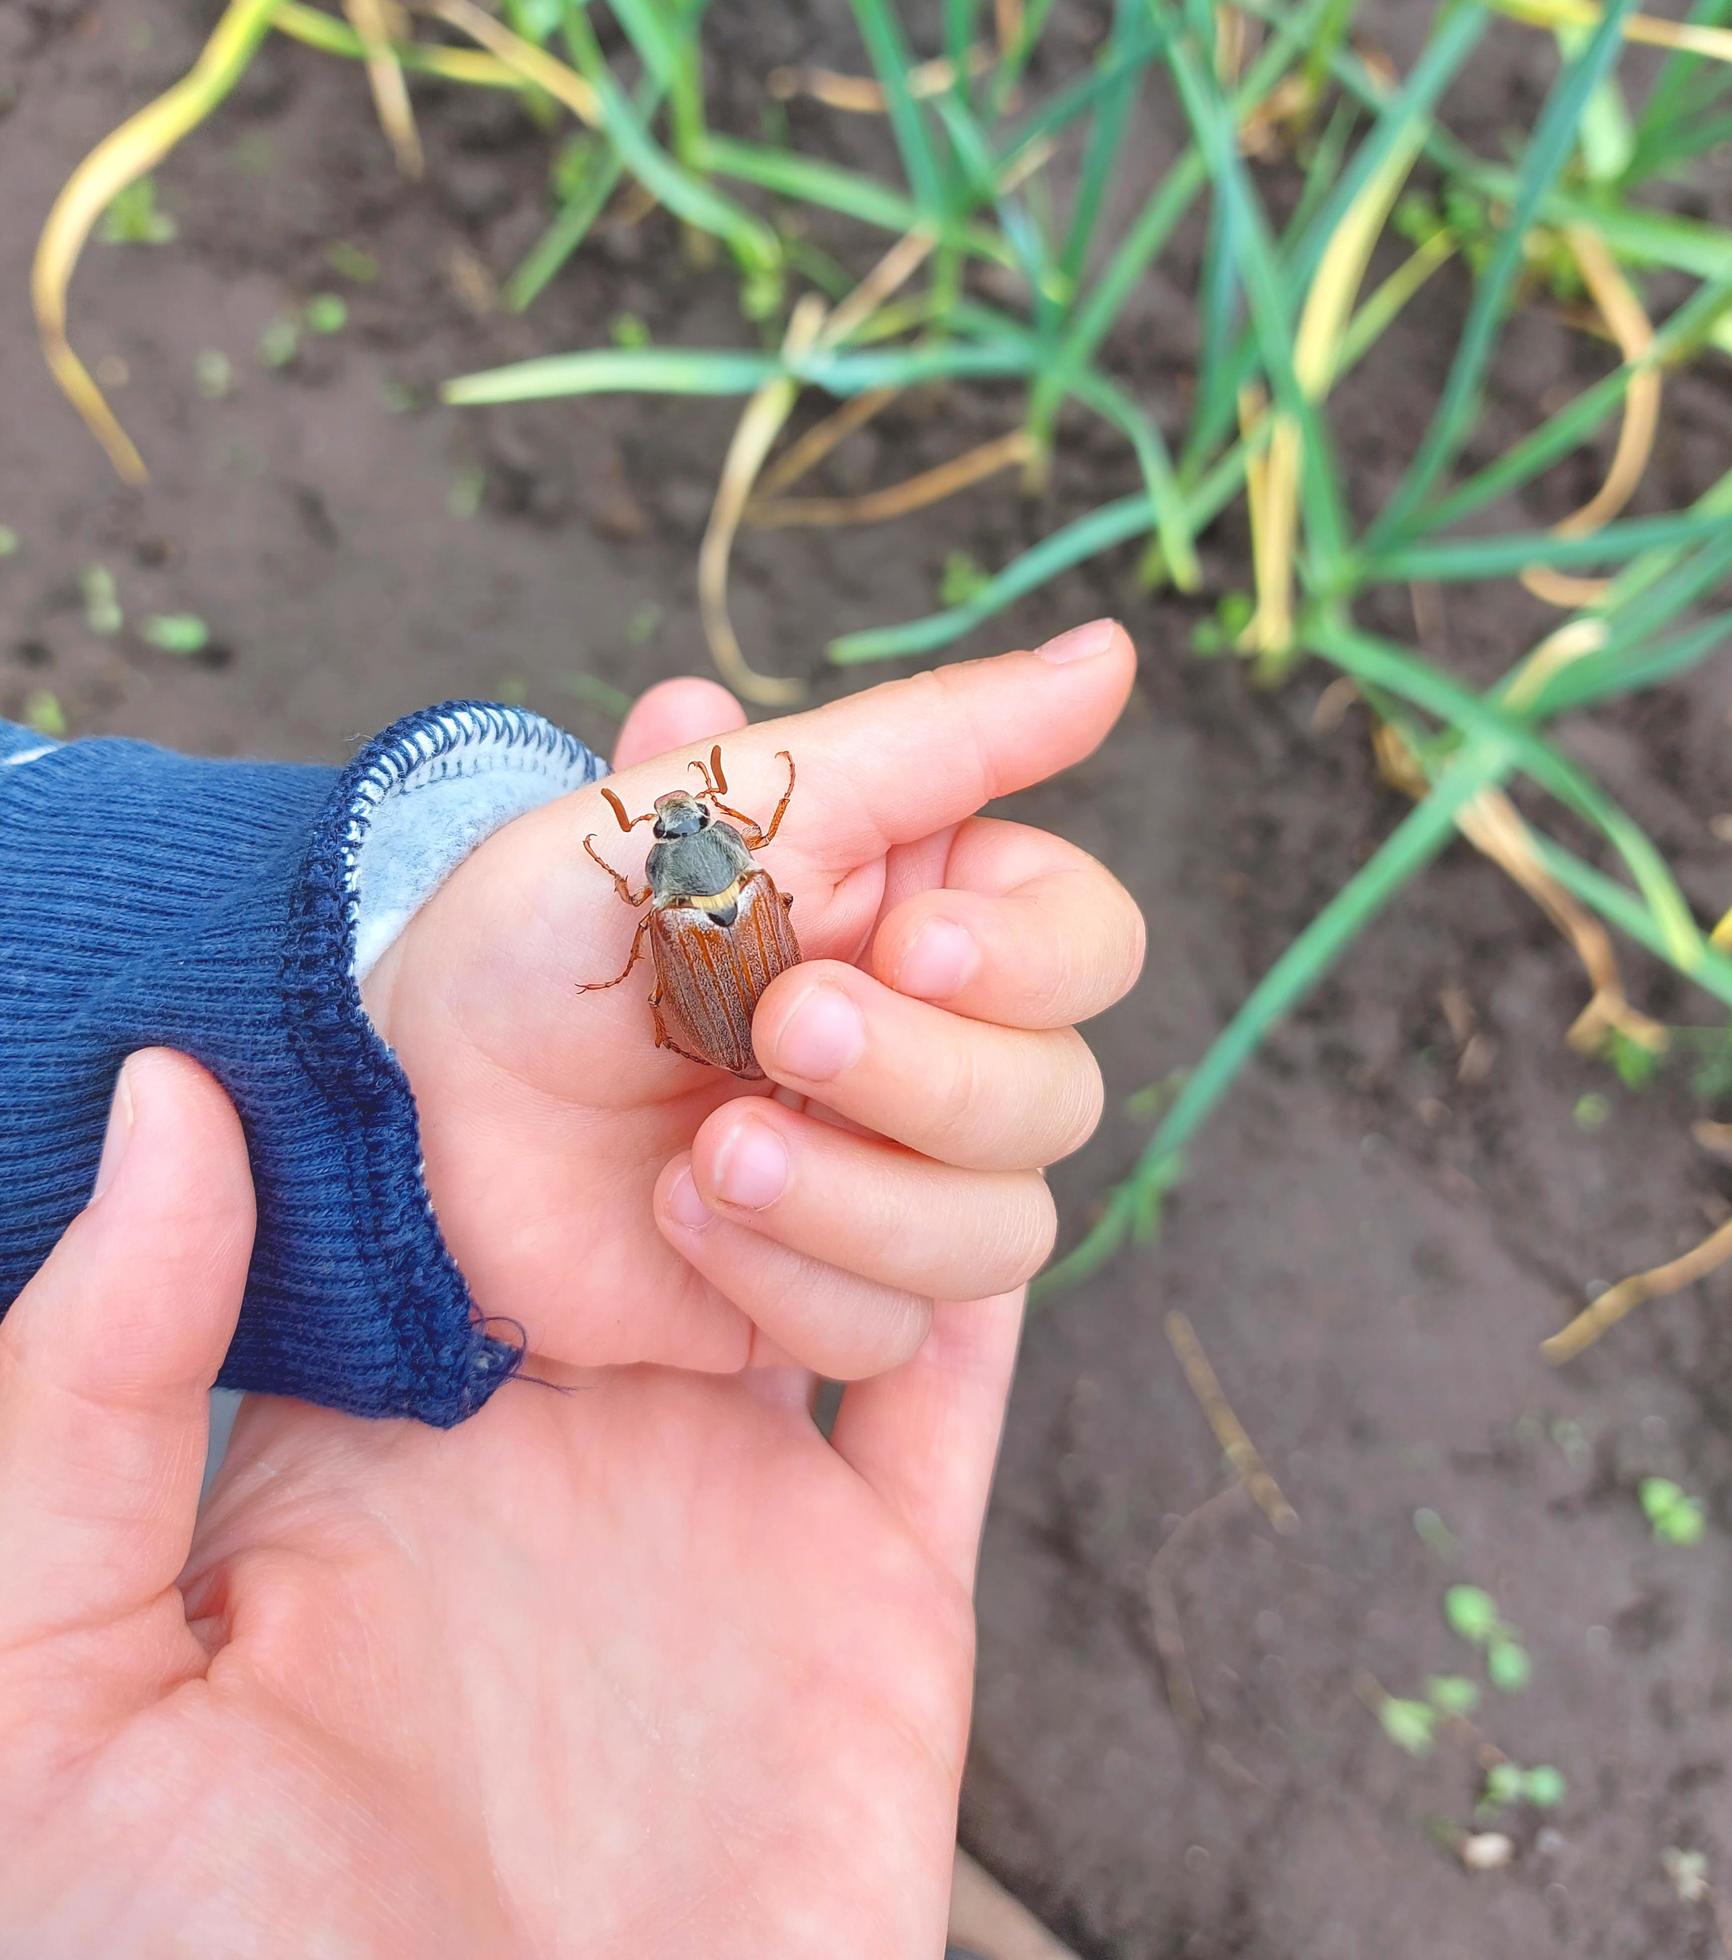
[364, 622, 1143, 1378]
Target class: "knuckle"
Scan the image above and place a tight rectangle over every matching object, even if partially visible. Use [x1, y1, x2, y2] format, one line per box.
[1048, 1033, 1104, 1162]
[913, 666, 996, 813]
[870, 1291, 934, 1373]
[997, 1177, 1059, 1286]
[1117, 885, 1149, 997]
[924, 1033, 987, 1160]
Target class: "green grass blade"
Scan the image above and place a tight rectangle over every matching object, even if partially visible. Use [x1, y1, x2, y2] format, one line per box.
[604, 0, 681, 88]
[931, 93, 1058, 326]
[948, 298, 1200, 588]
[987, 0, 1059, 113]
[828, 493, 1153, 664]
[1164, 18, 1350, 577]
[1417, 271, 1732, 533]
[445, 340, 1037, 406]
[1289, 2, 1488, 290]
[995, 14, 1172, 166]
[1627, 0, 1732, 180]
[1069, 370, 1202, 591]
[1056, 0, 1146, 295]
[1367, 508, 1732, 582]
[558, 7, 779, 274]
[1526, 609, 1732, 718]
[505, 68, 671, 311]
[1037, 754, 1489, 1298]
[1028, 0, 1322, 443]
[1366, 0, 1646, 545]
[1307, 620, 1703, 967]
[446, 348, 781, 402]
[944, 0, 981, 105]
[1529, 831, 1732, 1013]
[830, 419, 1260, 663]
[697, 135, 1011, 264]
[848, 0, 947, 212]
[1586, 482, 1732, 641]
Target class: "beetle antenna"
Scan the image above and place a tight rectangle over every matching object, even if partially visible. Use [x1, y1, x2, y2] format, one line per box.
[709, 744, 729, 796]
[601, 786, 654, 832]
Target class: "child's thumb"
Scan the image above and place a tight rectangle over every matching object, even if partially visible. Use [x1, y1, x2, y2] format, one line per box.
[0, 1049, 255, 1644]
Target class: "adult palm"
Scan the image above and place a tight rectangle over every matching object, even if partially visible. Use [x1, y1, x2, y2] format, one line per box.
[1, 637, 1136, 1953]
[0, 1047, 1014, 1956]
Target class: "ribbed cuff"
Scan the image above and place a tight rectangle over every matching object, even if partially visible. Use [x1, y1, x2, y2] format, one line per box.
[275, 703, 607, 1423]
[0, 702, 605, 1426]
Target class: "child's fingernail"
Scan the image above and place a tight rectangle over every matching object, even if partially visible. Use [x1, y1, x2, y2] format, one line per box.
[665, 1165, 714, 1233]
[775, 982, 865, 1082]
[91, 1058, 136, 1202]
[711, 1115, 789, 1211]
[896, 918, 978, 1000]
[1036, 617, 1118, 664]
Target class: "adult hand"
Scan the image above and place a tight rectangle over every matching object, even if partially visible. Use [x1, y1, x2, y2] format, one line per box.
[365, 623, 1143, 1378]
[0, 1049, 1021, 1954]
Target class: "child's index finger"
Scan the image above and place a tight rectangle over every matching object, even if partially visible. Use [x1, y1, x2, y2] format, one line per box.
[768, 620, 1135, 866]
[590, 622, 1137, 875]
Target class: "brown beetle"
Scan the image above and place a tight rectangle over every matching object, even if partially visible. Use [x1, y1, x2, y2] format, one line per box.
[577, 746, 801, 1078]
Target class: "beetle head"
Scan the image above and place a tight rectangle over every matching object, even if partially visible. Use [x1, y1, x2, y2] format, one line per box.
[652, 790, 710, 839]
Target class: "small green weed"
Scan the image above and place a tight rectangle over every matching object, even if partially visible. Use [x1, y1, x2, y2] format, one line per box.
[80, 565, 122, 637]
[99, 176, 175, 246]
[1640, 1476, 1706, 1546]
[141, 614, 211, 657]
[1480, 1761, 1566, 1817]
[23, 690, 68, 739]
[1443, 1585, 1531, 1693]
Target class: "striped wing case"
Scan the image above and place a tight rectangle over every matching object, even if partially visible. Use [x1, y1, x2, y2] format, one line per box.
[649, 870, 801, 1079]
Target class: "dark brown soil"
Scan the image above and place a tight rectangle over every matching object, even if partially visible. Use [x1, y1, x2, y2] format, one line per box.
[6, 6, 1732, 1955]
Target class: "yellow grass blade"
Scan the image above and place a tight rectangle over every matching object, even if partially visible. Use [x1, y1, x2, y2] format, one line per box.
[1522, 226, 1662, 609]
[413, 0, 601, 124]
[756, 390, 898, 501]
[33, 0, 279, 483]
[746, 429, 1034, 527]
[699, 229, 936, 702]
[1495, 0, 1732, 63]
[273, 2, 521, 87]
[1242, 127, 1427, 662]
[765, 47, 991, 114]
[1544, 1214, 1732, 1361]
[699, 297, 827, 707]
[342, 0, 425, 178]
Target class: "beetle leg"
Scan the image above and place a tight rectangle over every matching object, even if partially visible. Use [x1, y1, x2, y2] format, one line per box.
[650, 1001, 716, 1069]
[721, 750, 796, 850]
[600, 786, 656, 834]
[687, 743, 729, 800]
[697, 749, 796, 850]
[583, 833, 652, 907]
[576, 910, 654, 992]
[707, 798, 762, 836]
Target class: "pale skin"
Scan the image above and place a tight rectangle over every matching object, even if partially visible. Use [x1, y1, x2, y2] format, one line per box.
[0, 623, 1143, 1955]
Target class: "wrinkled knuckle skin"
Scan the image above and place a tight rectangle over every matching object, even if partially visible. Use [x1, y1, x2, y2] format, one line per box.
[927, 1037, 985, 1161]
[1002, 1179, 1059, 1288]
[1119, 887, 1150, 999]
[1053, 1036, 1105, 1163]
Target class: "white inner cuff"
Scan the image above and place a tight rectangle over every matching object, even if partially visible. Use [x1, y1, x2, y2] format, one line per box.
[349, 706, 605, 981]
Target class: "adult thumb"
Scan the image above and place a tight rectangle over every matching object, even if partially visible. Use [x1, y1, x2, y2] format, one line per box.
[0, 1049, 255, 1644]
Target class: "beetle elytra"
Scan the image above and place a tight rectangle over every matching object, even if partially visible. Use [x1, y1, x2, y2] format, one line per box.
[576, 746, 801, 1079]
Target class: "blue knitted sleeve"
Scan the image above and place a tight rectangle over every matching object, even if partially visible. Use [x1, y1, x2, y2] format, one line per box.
[0, 704, 606, 1426]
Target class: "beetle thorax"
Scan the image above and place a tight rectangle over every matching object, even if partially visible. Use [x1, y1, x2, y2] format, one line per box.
[652, 791, 708, 839]
[647, 819, 755, 906]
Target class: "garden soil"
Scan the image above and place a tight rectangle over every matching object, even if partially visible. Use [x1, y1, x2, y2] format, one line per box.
[6, 5, 1732, 1955]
